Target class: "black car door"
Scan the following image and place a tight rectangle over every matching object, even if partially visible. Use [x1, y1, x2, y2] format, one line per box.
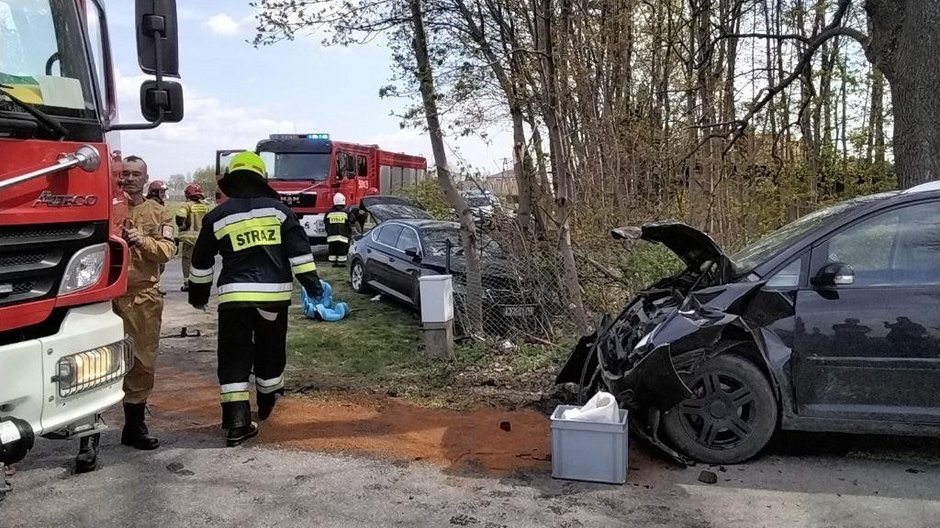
[391, 225, 423, 303]
[793, 199, 940, 423]
[367, 224, 403, 293]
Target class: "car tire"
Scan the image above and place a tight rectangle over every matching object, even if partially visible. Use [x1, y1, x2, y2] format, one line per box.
[350, 260, 370, 294]
[662, 354, 777, 464]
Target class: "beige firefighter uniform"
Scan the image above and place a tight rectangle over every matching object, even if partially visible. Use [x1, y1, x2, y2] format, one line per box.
[176, 201, 210, 282]
[115, 199, 176, 404]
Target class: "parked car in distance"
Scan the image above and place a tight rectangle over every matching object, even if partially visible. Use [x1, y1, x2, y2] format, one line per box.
[558, 180, 940, 465]
[349, 196, 537, 330]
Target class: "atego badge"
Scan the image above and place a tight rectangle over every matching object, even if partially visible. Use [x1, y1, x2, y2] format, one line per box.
[33, 190, 98, 207]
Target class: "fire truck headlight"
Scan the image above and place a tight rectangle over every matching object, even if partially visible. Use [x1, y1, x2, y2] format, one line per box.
[55, 339, 133, 397]
[59, 244, 107, 294]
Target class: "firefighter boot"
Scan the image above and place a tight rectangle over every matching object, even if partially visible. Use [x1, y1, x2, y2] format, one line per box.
[75, 433, 100, 473]
[121, 403, 160, 450]
[257, 392, 280, 421]
[226, 422, 258, 447]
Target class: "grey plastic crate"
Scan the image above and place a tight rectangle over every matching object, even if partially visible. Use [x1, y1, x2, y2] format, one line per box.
[550, 405, 628, 484]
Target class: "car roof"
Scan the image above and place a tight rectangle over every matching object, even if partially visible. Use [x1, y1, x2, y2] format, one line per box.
[385, 219, 458, 230]
[902, 180, 940, 194]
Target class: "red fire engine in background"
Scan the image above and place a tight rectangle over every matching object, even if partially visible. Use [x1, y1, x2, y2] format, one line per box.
[216, 134, 428, 242]
[0, 0, 184, 466]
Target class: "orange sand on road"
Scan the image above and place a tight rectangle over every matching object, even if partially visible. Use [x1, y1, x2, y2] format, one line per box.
[149, 366, 552, 473]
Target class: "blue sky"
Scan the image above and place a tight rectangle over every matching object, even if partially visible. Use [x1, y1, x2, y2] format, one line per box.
[105, 1, 508, 178]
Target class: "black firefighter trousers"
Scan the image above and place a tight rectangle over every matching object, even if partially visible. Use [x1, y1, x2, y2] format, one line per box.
[218, 307, 288, 429]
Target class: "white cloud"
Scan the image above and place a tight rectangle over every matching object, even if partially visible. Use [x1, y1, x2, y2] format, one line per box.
[113, 69, 299, 178]
[206, 13, 242, 36]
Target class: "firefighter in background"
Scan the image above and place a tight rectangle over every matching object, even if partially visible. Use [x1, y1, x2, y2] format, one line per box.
[76, 155, 176, 472]
[187, 152, 323, 447]
[146, 180, 168, 206]
[176, 184, 210, 292]
[325, 193, 352, 267]
[146, 180, 171, 295]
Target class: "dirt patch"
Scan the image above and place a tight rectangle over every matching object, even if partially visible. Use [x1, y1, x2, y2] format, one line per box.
[149, 366, 551, 474]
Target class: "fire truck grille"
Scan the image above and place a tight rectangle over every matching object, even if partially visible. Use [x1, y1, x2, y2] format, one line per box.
[0, 222, 107, 308]
[0, 224, 91, 242]
[0, 252, 45, 268]
[13, 281, 35, 294]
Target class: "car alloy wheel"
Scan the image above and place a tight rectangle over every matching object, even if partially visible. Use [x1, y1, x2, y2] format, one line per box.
[663, 354, 777, 464]
[350, 261, 366, 293]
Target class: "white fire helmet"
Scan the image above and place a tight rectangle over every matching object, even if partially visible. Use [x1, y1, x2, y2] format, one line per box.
[333, 193, 346, 206]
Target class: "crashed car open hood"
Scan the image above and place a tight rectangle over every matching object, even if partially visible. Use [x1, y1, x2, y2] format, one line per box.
[359, 195, 433, 223]
[613, 221, 733, 274]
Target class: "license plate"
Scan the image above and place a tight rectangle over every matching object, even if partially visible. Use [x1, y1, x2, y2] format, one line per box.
[502, 305, 536, 317]
[280, 193, 316, 207]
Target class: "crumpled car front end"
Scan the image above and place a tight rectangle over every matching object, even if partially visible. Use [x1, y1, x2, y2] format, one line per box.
[557, 223, 778, 465]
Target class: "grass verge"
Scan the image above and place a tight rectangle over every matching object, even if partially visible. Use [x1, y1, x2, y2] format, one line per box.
[285, 265, 574, 410]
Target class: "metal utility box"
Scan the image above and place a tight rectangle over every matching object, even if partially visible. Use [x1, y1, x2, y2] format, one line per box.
[550, 405, 629, 484]
[418, 275, 454, 359]
[418, 275, 454, 324]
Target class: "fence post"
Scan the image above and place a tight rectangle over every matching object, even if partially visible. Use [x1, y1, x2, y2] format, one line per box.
[418, 275, 455, 360]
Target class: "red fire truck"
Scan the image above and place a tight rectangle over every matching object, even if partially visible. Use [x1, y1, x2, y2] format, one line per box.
[216, 134, 428, 242]
[0, 0, 184, 467]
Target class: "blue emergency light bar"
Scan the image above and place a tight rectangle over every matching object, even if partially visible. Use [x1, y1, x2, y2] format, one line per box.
[269, 133, 330, 140]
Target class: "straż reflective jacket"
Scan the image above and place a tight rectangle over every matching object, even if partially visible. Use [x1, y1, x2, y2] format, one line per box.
[325, 205, 351, 244]
[187, 196, 322, 310]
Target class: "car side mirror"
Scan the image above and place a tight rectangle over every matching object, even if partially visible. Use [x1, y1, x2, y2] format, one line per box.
[136, 0, 180, 78]
[404, 247, 421, 260]
[140, 80, 183, 122]
[812, 262, 855, 288]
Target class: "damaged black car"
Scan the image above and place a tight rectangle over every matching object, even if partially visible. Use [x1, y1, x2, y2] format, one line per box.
[558, 181, 940, 464]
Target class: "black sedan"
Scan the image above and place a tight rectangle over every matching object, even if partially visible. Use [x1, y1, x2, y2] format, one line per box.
[558, 181, 940, 464]
[348, 196, 536, 325]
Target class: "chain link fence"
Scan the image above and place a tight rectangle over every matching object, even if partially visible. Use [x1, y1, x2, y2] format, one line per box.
[451, 214, 580, 346]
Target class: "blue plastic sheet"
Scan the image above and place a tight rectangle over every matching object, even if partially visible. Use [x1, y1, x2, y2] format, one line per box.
[301, 280, 350, 322]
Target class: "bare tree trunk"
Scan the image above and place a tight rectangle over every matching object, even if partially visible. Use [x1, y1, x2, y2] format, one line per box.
[536, 0, 588, 332]
[870, 67, 886, 166]
[866, 0, 940, 188]
[408, 0, 482, 333]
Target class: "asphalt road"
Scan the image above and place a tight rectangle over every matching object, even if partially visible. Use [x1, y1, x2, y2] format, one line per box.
[3, 258, 940, 528]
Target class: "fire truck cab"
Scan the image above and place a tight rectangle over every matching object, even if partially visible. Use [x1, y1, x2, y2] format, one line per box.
[0, 0, 183, 467]
[216, 134, 428, 243]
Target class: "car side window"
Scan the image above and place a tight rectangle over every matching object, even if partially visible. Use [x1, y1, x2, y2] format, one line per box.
[765, 257, 804, 289]
[823, 201, 940, 287]
[397, 227, 420, 252]
[377, 224, 404, 247]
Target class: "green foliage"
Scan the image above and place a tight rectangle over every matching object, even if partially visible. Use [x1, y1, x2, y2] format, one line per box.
[618, 242, 684, 292]
[396, 180, 454, 220]
[190, 165, 217, 195]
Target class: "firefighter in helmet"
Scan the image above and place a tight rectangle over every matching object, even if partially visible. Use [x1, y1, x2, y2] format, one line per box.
[325, 193, 352, 267]
[146, 180, 168, 206]
[187, 152, 323, 446]
[176, 184, 210, 291]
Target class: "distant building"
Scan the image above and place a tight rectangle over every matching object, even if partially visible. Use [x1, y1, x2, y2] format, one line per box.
[483, 169, 517, 199]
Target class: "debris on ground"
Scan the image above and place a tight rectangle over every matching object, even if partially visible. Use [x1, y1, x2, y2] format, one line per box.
[698, 470, 718, 485]
[450, 514, 480, 525]
[370, 294, 382, 302]
[166, 462, 194, 476]
[906, 468, 924, 474]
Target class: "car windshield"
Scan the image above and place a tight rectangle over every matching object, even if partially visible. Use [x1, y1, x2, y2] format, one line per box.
[0, 0, 96, 120]
[260, 152, 330, 181]
[732, 192, 897, 273]
[423, 228, 501, 258]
